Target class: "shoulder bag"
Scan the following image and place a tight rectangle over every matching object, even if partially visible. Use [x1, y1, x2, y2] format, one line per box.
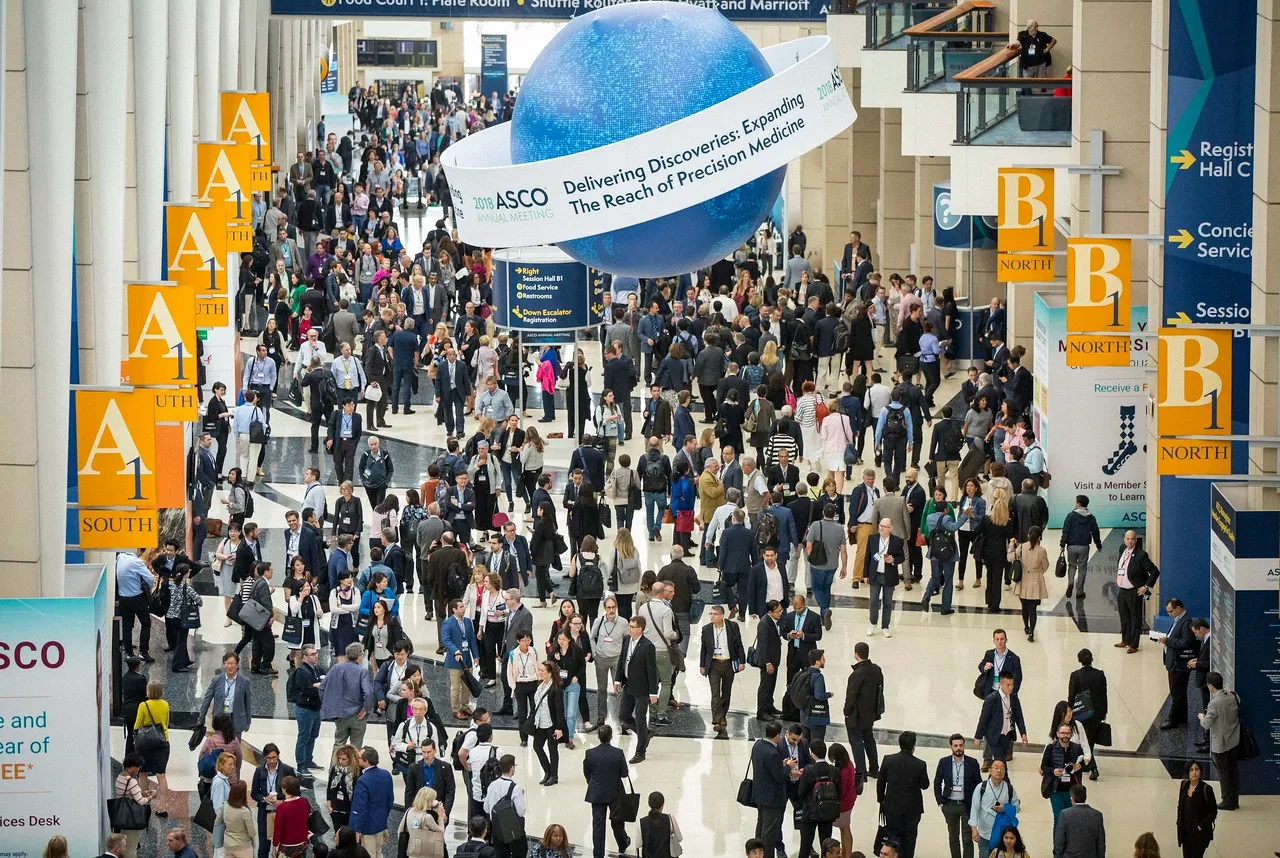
[239, 581, 273, 631]
[736, 755, 756, 807]
[133, 702, 168, 754]
[108, 777, 153, 831]
[249, 406, 269, 445]
[628, 470, 643, 512]
[645, 602, 684, 674]
[1010, 545, 1024, 583]
[617, 775, 642, 822]
[1233, 692, 1261, 760]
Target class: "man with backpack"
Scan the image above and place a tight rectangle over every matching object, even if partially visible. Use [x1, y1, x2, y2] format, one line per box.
[638, 437, 672, 542]
[427, 532, 470, 651]
[797, 739, 842, 858]
[483, 755, 527, 858]
[875, 388, 915, 484]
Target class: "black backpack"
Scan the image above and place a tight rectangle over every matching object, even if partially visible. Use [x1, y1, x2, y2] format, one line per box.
[320, 373, 339, 412]
[446, 560, 469, 600]
[478, 746, 502, 794]
[640, 455, 668, 493]
[834, 319, 850, 354]
[489, 781, 525, 845]
[929, 521, 957, 563]
[787, 667, 815, 710]
[450, 727, 476, 771]
[882, 407, 908, 441]
[577, 559, 605, 599]
[806, 766, 841, 823]
[242, 487, 256, 518]
[756, 510, 780, 549]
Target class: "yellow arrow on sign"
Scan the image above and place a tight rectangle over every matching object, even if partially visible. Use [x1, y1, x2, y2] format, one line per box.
[1165, 311, 1192, 326]
[1169, 149, 1196, 170]
[1168, 229, 1194, 249]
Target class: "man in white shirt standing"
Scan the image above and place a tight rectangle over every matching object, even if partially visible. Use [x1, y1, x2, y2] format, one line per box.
[331, 342, 367, 397]
[302, 467, 327, 524]
[295, 328, 329, 381]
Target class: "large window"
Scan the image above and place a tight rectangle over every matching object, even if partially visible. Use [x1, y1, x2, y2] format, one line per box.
[356, 39, 439, 69]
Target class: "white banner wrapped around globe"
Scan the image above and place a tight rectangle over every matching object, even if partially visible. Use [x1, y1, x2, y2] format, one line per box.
[441, 35, 856, 248]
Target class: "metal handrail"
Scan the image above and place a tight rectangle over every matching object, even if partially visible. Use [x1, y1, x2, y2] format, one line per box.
[864, 0, 953, 50]
[903, 0, 996, 35]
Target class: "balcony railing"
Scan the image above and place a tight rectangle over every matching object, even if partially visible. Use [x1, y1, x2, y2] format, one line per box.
[864, 0, 954, 50]
[954, 46, 1072, 145]
[903, 1, 1001, 91]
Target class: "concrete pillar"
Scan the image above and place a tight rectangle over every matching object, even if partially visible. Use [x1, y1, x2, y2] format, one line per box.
[1249, 0, 1280, 491]
[877, 110, 913, 274]
[238, 0, 255, 90]
[23, 0, 78, 594]
[267, 18, 282, 172]
[1144, 0, 1169, 542]
[799, 146, 826, 270]
[913, 157, 955, 286]
[220, 0, 239, 91]
[196, 0, 221, 139]
[83, 0, 129, 385]
[821, 71, 854, 282]
[848, 70, 879, 267]
[168, 0, 197, 202]
[1069, 0, 1150, 289]
[254, 0, 268, 91]
[133, 0, 167, 279]
[281, 19, 297, 163]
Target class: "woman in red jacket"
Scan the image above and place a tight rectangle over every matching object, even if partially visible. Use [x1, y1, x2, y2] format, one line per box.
[271, 775, 312, 857]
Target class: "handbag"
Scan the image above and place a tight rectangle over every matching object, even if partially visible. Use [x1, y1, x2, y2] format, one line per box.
[914, 531, 927, 548]
[192, 793, 217, 831]
[364, 381, 383, 402]
[1094, 722, 1113, 747]
[628, 477, 642, 512]
[746, 645, 760, 668]
[181, 589, 202, 629]
[1232, 692, 1260, 760]
[1011, 552, 1024, 584]
[1071, 689, 1096, 722]
[289, 376, 303, 406]
[188, 724, 207, 751]
[736, 756, 756, 807]
[645, 602, 685, 674]
[600, 502, 612, 529]
[282, 613, 305, 646]
[207, 517, 224, 538]
[972, 672, 989, 700]
[461, 667, 483, 698]
[133, 703, 168, 754]
[1055, 552, 1068, 578]
[149, 583, 171, 618]
[841, 415, 858, 466]
[239, 597, 272, 632]
[308, 805, 331, 837]
[617, 776, 642, 822]
[109, 778, 152, 831]
[249, 407, 269, 445]
[662, 508, 675, 525]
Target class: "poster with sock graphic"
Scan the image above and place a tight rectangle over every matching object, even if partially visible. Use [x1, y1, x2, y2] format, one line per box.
[1032, 294, 1148, 528]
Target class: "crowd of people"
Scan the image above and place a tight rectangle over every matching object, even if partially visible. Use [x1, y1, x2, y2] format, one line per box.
[105, 84, 1257, 858]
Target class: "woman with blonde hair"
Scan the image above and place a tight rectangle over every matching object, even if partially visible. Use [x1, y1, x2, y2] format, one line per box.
[41, 837, 69, 858]
[326, 744, 361, 830]
[976, 488, 1017, 614]
[610, 527, 643, 618]
[474, 335, 499, 388]
[1133, 832, 1162, 858]
[400, 786, 447, 858]
[134, 680, 171, 814]
[761, 339, 783, 374]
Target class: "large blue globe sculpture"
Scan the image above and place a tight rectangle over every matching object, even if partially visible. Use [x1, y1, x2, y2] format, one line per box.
[510, 2, 785, 278]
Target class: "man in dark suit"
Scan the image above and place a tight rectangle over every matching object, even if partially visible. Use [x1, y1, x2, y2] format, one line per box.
[1159, 597, 1197, 729]
[232, 522, 264, 585]
[402, 738, 455, 818]
[719, 509, 759, 620]
[615, 615, 659, 764]
[750, 722, 792, 853]
[326, 397, 363, 484]
[501, 521, 532, 588]
[1113, 530, 1159, 652]
[975, 672, 1028, 771]
[434, 346, 473, 438]
[250, 744, 297, 858]
[746, 545, 791, 619]
[780, 594, 822, 721]
[934, 733, 982, 858]
[877, 731, 930, 858]
[1189, 618, 1211, 751]
[862, 518, 904, 636]
[1052, 784, 1106, 858]
[191, 433, 218, 560]
[602, 345, 639, 440]
[901, 468, 928, 582]
[641, 384, 674, 440]
[362, 329, 392, 429]
[699, 604, 746, 734]
[977, 629, 1024, 697]
[299, 509, 327, 587]
[754, 599, 784, 720]
[497, 589, 535, 716]
[1066, 648, 1108, 777]
[582, 724, 632, 858]
[844, 641, 884, 786]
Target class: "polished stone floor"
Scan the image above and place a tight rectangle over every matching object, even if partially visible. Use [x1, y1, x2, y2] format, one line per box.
[113, 206, 1280, 858]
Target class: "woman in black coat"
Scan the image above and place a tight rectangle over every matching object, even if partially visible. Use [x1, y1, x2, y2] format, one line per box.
[1176, 760, 1216, 858]
[977, 495, 1017, 614]
[569, 486, 604, 548]
[333, 482, 365, 566]
[717, 390, 746, 458]
[300, 360, 331, 454]
[527, 660, 568, 785]
[529, 502, 562, 608]
[848, 303, 876, 378]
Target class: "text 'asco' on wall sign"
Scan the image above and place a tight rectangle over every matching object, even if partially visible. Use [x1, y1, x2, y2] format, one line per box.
[997, 167, 1055, 283]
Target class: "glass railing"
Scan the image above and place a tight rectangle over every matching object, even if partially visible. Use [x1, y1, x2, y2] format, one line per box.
[864, 0, 954, 50]
[903, 1, 1001, 91]
[954, 49, 1073, 145]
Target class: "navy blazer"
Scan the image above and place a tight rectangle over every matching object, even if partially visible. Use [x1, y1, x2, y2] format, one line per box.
[975, 690, 1027, 745]
[435, 358, 473, 398]
[754, 614, 783, 669]
[717, 523, 759, 581]
[504, 536, 532, 583]
[349, 765, 395, 835]
[750, 738, 789, 809]
[298, 523, 327, 581]
[200, 672, 252, 734]
[978, 648, 1024, 695]
[1163, 612, 1198, 672]
[746, 562, 792, 618]
[583, 742, 630, 805]
[699, 620, 745, 674]
[250, 762, 298, 820]
[849, 483, 881, 526]
[933, 754, 983, 807]
[861, 532, 905, 586]
[780, 608, 822, 656]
